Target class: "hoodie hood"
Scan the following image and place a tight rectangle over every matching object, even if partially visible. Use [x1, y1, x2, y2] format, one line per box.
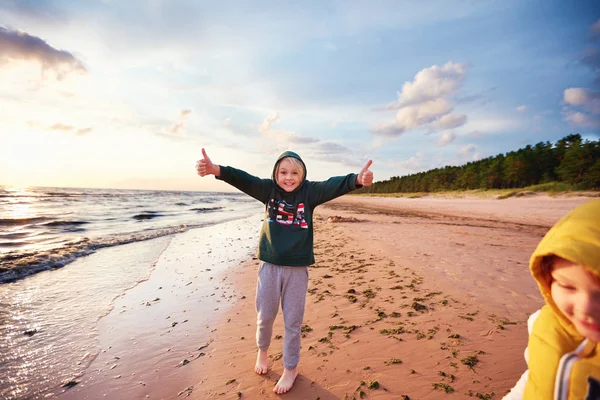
[529, 200, 600, 333]
[272, 151, 307, 193]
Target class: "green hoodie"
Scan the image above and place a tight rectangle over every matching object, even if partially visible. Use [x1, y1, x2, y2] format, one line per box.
[216, 151, 360, 266]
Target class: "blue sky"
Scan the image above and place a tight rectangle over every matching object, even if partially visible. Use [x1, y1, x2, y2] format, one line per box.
[1, 0, 599, 191]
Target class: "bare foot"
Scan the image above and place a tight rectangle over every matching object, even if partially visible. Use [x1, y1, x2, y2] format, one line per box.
[273, 367, 299, 394]
[255, 349, 269, 374]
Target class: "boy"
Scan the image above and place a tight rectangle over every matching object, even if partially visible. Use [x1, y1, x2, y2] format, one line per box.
[503, 200, 600, 399]
[196, 148, 373, 394]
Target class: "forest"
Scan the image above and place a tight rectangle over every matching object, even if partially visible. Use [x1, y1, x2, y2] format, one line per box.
[359, 134, 600, 194]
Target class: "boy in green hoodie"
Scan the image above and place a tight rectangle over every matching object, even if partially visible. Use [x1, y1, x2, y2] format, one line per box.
[196, 148, 373, 394]
[503, 200, 600, 399]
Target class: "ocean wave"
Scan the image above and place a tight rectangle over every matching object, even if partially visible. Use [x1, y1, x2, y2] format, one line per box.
[133, 212, 164, 220]
[0, 200, 33, 205]
[0, 225, 195, 283]
[42, 220, 89, 227]
[229, 196, 256, 203]
[196, 197, 218, 203]
[0, 217, 52, 227]
[0, 241, 28, 247]
[44, 192, 81, 197]
[36, 220, 90, 234]
[0, 193, 32, 198]
[190, 206, 225, 213]
[0, 187, 263, 284]
[0, 232, 31, 239]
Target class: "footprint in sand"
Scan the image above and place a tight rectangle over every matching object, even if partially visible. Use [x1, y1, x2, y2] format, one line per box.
[480, 329, 495, 338]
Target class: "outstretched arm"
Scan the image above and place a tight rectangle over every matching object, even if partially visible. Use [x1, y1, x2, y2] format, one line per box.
[308, 160, 374, 207]
[355, 160, 373, 187]
[196, 148, 221, 177]
[196, 148, 272, 203]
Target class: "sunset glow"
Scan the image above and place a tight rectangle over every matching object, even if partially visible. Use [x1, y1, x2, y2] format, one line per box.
[1, 1, 598, 191]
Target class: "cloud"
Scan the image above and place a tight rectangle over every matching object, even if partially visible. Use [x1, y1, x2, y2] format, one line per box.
[0, 26, 86, 79]
[44, 122, 92, 135]
[457, 143, 483, 162]
[164, 108, 193, 136]
[562, 20, 600, 129]
[581, 47, 600, 71]
[455, 86, 497, 105]
[467, 130, 484, 137]
[563, 88, 600, 128]
[312, 151, 365, 169]
[372, 62, 469, 138]
[388, 62, 469, 108]
[580, 19, 600, 86]
[564, 110, 600, 129]
[516, 105, 527, 112]
[312, 142, 350, 154]
[306, 140, 371, 169]
[290, 136, 321, 144]
[256, 112, 363, 168]
[258, 112, 320, 145]
[259, 112, 281, 134]
[438, 131, 456, 146]
[387, 98, 453, 133]
[579, 47, 600, 87]
[369, 122, 405, 138]
[222, 117, 252, 136]
[590, 18, 600, 40]
[564, 88, 600, 111]
[46, 123, 73, 131]
[459, 143, 477, 157]
[165, 122, 184, 135]
[432, 113, 467, 130]
[386, 152, 425, 174]
[76, 127, 93, 136]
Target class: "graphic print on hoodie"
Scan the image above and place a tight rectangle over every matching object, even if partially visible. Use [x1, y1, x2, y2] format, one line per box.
[267, 199, 308, 228]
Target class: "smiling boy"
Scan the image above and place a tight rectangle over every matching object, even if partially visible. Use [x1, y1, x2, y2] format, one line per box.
[196, 148, 373, 394]
[503, 200, 600, 400]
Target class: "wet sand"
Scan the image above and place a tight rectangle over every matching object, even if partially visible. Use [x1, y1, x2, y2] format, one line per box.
[58, 194, 593, 399]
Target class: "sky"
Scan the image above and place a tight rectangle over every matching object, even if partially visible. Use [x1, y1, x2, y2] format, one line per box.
[1, 0, 599, 192]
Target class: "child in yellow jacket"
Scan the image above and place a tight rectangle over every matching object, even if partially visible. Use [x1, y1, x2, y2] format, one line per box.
[503, 200, 600, 399]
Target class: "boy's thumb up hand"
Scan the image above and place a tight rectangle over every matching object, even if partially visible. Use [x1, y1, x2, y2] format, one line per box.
[358, 160, 373, 187]
[196, 148, 215, 177]
[202, 148, 212, 163]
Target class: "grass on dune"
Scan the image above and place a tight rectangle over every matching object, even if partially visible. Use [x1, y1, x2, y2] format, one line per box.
[350, 183, 599, 200]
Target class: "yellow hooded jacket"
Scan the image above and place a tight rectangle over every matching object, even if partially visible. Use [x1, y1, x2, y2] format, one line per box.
[524, 200, 600, 400]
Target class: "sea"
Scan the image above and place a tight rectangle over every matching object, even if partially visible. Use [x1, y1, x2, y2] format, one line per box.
[0, 186, 264, 399]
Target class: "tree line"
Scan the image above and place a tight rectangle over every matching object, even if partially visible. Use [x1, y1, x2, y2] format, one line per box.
[359, 134, 600, 194]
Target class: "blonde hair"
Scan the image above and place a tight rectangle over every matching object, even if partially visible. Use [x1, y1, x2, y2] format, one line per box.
[277, 157, 305, 181]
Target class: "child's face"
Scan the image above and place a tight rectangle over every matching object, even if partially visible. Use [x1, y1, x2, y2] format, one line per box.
[550, 257, 600, 341]
[276, 158, 301, 192]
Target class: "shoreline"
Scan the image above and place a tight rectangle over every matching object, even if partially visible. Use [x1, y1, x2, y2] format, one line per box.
[58, 215, 262, 399]
[58, 195, 591, 399]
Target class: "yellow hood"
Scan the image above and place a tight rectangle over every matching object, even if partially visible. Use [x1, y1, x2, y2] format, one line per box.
[529, 200, 600, 335]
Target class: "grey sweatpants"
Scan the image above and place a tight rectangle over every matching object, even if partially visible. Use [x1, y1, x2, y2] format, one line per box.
[255, 261, 309, 370]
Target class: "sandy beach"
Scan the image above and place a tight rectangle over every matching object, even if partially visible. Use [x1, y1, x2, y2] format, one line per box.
[57, 194, 594, 400]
